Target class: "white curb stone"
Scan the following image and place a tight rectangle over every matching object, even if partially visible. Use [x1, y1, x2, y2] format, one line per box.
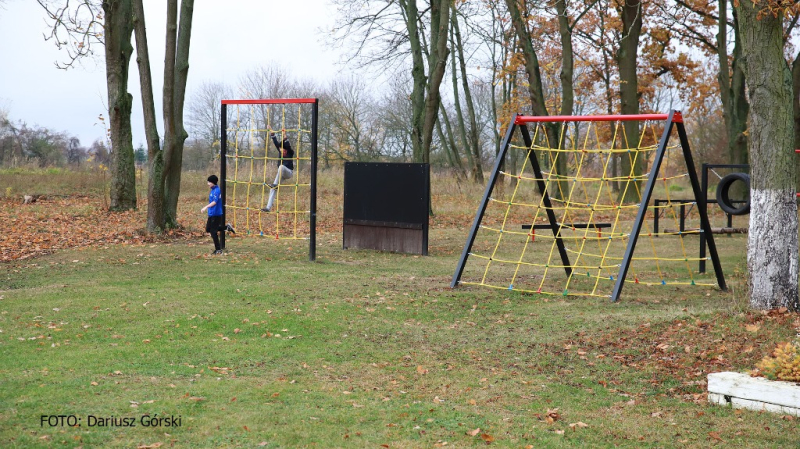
[708, 372, 800, 416]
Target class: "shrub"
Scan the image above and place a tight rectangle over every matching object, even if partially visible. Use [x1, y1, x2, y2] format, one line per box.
[754, 342, 800, 382]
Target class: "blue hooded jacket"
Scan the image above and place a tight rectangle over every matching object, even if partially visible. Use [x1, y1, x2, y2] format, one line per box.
[208, 185, 223, 216]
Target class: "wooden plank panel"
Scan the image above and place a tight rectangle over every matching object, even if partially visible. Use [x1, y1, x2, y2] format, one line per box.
[343, 224, 424, 255]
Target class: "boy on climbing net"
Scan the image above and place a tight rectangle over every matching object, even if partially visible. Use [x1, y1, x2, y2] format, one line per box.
[202, 174, 235, 255]
[261, 132, 294, 212]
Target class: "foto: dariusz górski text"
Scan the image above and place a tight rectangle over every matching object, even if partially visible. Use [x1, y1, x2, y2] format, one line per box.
[40, 414, 182, 427]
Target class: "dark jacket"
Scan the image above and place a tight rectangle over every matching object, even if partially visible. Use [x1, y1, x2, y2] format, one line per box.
[271, 134, 294, 170]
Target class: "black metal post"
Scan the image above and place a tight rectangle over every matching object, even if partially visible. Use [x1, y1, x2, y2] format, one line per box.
[310, 99, 318, 261]
[700, 163, 708, 273]
[653, 199, 661, 236]
[451, 117, 518, 288]
[518, 124, 572, 276]
[676, 120, 727, 291]
[680, 204, 686, 233]
[220, 103, 228, 250]
[422, 164, 430, 256]
[611, 111, 679, 302]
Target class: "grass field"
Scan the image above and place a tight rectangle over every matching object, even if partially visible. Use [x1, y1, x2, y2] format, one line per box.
[1, 168, 798, 448]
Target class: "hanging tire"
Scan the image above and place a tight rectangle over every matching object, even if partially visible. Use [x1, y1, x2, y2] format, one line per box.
[716, 172, 750, 215]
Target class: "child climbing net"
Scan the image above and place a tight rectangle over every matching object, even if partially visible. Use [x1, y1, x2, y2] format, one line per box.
[220, 98, 318, 260]
[452, 111, 726, 301]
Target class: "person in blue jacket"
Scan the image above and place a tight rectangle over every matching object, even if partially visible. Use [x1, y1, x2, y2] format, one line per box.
[201, 174, 234, 254]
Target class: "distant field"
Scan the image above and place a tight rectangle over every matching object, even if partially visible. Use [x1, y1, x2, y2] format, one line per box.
[2, 168, 797, 448]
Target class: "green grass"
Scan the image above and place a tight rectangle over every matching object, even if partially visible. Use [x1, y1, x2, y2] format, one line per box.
[1, 224, 797, 448]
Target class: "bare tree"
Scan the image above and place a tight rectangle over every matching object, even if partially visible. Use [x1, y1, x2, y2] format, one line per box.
[450, 3, 482, 182]
[327, 76, 385, 161]
[37, 0, 137, 210]
[331, 0, 450, 163]
[187, 81, 232, 145]
[132, 0, 195, 232]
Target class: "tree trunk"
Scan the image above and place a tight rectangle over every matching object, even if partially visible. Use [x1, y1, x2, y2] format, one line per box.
[504, 0, 564, 196]
[104, 0, 137, 211]
[436, 106, 466, 179]
[615, 0, 642, 203]
[400, 0, 426, 163]
[133, 0, 165, 233]
[717, 1, 749, 201]
[792, 52, 800, 193]
[448, 20, 474, 180]
[736, 1, 799, 311]
[555, 0, 574, 118]
[420, 0, 450, 165]
[451, 7, 483, 183]
[163, 0, 194, 227]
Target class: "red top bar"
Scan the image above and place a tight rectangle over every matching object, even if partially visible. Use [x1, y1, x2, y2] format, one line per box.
[221, 98, 317, 105]
[514, 113, 677, 124]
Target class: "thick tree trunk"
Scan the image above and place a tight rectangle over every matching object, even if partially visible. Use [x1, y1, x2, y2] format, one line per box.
[736, 1, 799, 311]
[104, 0, 137, 211]
[792, 53, 800, 193]
[615, 0, 642, 203]
[133, 0, 165, 233]
[555, 0, 573, 118]
[164, 0, 194, 227]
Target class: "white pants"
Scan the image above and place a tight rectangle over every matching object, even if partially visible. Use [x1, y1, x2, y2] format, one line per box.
[266, 165, 293, 211]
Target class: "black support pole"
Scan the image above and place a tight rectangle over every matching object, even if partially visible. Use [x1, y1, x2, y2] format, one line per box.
[611, 111, 678, 302]
[220, 103, 228, 250]
[451, 117, 518, 288]
[676, 120, 727, 291]
[700, 163, 707, 273]
[310, 99, 318, 261]
[518, 124, 572, 277]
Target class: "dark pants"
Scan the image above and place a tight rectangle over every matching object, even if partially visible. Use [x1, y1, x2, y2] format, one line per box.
[206, 215, 224, 250]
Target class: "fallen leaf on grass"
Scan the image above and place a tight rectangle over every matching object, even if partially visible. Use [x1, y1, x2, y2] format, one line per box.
[137, 443, 163, 449]
[543, 408, 561, 424]
[569, 422, 589, 430]
[187, 396, 205, 402]
[466, 428, 481, 436]
[745, 324, 760, 333]
[480, 433, 495, 443]
[708, 431, 723, 442]
[416, 365, 428, 375]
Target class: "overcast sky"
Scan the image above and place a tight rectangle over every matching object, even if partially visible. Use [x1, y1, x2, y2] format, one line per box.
[0, 0, 349, 147]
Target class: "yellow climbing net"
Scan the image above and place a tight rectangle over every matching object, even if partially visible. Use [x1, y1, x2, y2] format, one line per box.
[457, 115, 720, 298]
[224, 100, 314, 240]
